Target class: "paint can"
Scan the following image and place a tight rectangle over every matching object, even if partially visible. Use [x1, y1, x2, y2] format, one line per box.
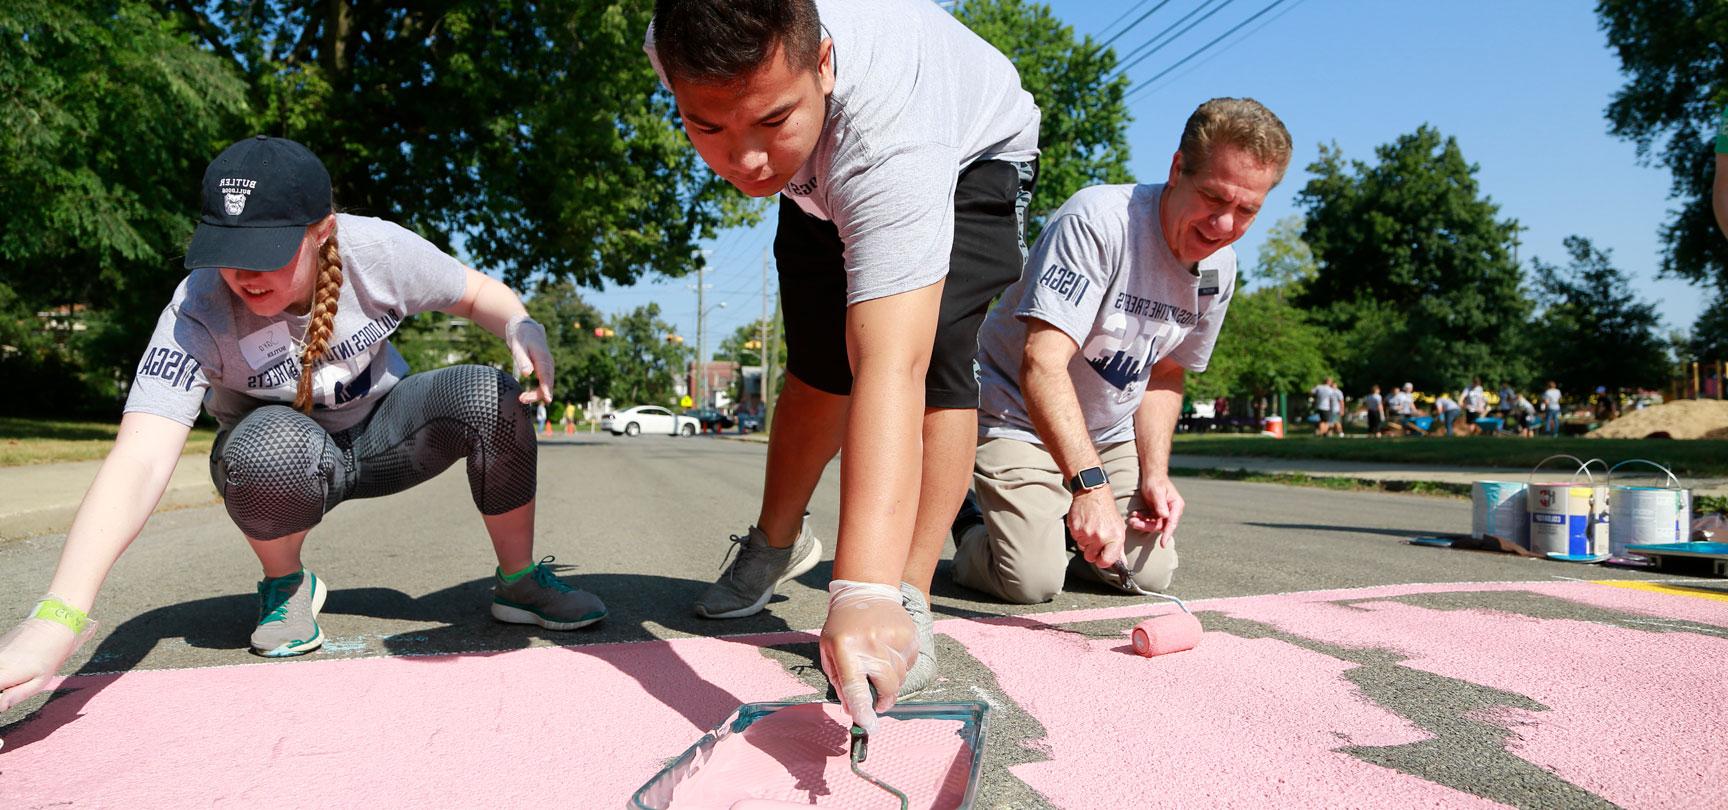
[1260, 415, 1284, 438]
[1606, 460, 1690, 560]
[1526, 455, 1608, 557]
[1471, 481, 1528, 547]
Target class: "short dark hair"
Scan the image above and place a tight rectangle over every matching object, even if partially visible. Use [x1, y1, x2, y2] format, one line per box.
[653, 0, 822, 86]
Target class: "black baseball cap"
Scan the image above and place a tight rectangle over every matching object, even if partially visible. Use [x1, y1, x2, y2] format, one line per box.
[185, 135, 332, 271]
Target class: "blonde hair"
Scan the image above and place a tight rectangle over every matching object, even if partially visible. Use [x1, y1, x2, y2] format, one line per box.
[292, 231, 343, 413]
[1177, 97, 1293, 185]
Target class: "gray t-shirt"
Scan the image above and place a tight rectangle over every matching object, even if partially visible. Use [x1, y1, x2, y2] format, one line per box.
[977, 184, 1236, 445]
[125, 214, 469, 432]
[1364, 392, 1383, 413]
[646, 0, 1040, 305]
[1312, 384, 1343, 412]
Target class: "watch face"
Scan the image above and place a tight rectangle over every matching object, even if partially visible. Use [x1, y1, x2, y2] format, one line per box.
[1079, 467, 1108, 489]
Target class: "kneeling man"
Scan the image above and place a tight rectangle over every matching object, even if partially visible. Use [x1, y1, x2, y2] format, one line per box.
[953, 98, 1291, 603]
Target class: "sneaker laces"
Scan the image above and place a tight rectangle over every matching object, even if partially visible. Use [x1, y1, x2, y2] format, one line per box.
[715, 532, 755, 581]
[256, 574, 301, 625]
[529, 556, 576, 593]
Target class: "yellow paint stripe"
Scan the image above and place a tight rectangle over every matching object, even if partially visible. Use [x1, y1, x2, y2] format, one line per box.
[1592, 580, 1728, 603]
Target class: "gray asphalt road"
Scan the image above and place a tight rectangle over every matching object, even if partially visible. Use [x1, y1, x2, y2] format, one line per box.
[1, 433, 1717, 807]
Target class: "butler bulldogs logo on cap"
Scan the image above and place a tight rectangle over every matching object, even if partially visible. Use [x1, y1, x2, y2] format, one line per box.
[219, 178, 258, 216]
[185, 136, 332, 272]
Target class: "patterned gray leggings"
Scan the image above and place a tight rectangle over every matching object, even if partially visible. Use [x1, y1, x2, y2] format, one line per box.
[209, 365, 537, 540]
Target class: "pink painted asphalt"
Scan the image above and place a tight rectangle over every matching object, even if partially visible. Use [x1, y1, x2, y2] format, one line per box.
[1, 580, 1724, 809]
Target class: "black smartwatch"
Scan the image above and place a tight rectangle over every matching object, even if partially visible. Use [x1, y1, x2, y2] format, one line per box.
[1065, 466, 1109, 493]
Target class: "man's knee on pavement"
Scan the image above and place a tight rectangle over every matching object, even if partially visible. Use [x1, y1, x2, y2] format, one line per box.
[953, 524, 1065, 604]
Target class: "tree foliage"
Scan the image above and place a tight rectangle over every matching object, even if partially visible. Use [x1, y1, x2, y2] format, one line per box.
[1247, 215, 1316, 292]
[605, 302, 690, 406]
[1530, 236, 1670, 392]
[1297, 127, 1532, 390]
[715, 318, 786, 370]
[1598, 0, 1728, 289]
[955, 0, 1133, 238]
[0, 1, 251, 413]
[164, 0, 756, 290]
[1186, 285, 1331, 401]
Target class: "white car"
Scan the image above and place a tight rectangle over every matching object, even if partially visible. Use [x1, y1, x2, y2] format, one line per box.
[601, 405, 698, 437]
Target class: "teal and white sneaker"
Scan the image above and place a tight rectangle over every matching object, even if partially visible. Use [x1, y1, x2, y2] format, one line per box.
[491, 556, 608, 630]
[252, 569, 327, 658]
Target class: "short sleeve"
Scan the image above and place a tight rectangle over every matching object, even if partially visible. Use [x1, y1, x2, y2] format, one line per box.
[124, 297, 218, 427]
[832, 145, 962, 305]
[1010, 213, 1117, 347]
[344, 218, 469, 317]
[1165, 272, 1235, 373]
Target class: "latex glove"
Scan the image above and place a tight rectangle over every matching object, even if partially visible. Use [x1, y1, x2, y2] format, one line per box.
[0, 599, 97, 717]
[1128, 474, 1185, 545]
[819, 580, 917, 735]
[505, 316, 554, 404]
[1066, 486, 1125, 568]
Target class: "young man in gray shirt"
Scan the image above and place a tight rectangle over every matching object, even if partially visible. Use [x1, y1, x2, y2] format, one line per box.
[954, 99, 1291, 603]
[647, 0, 1039, 730]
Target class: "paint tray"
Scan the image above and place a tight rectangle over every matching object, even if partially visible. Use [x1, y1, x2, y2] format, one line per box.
[628, 700, 989, 810]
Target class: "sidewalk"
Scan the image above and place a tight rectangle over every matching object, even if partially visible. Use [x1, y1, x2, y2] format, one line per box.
[0, 454, 218, 541]
[1170, 454, 1728, 497]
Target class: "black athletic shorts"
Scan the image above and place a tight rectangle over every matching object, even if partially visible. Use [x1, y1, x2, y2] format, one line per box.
[773, 158, 1037, 409]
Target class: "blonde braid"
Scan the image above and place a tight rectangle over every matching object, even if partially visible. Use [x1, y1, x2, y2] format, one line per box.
[292, 234, 344, 413]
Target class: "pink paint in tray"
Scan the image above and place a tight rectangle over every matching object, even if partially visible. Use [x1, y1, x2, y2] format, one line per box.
[631, 701, 987, 810]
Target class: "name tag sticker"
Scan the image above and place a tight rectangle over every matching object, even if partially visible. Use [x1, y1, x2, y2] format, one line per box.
[239, 322, 293, 370]
[1198, 268, 1220, 297]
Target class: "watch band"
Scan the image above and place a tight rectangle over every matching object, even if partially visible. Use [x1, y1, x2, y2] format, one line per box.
[1067, 466, 1109, 493]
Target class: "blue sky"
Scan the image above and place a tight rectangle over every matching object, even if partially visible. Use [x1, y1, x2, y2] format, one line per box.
[584, 0, 1706, 358]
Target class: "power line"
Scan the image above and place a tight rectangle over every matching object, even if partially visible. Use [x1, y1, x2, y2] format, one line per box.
[1124, 0, 1297, 103]
[1097, 0, 1174, 50]
[1110, 0, 1237, 81]
[1125, 0, 1314, 103]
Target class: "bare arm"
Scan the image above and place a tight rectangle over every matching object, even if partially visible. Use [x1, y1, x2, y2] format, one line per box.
[1021, 320, 1125, 566]
[443, 267, 551, 403]
[444, 267, 529, 339]
[1021, 321, 1104, 479]
[1128, 358, 1186, 537]
[46, 412, 193, 612]
[830, 282, 946, 585]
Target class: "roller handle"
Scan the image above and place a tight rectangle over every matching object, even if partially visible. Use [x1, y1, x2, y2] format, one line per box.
[1606, 458, 1681, 490]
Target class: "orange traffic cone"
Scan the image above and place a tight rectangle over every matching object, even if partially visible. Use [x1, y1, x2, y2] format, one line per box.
[543, 420, 553, 437]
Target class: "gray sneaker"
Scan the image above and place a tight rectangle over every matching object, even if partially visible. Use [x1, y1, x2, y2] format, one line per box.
[695, 522, 822, 619]
[252, 569, 327, 658]
[491, 556, 607, 630]
[899, 582, 938, 697]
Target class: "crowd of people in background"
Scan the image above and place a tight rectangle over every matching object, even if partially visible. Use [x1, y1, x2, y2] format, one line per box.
[1297, 378, 1667, 438]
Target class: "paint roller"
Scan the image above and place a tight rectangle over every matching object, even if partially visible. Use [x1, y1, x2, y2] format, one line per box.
[1107, 561, 1202, 657]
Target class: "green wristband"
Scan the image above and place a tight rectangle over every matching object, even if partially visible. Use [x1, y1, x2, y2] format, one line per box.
[32, 597, 90, 635]
[1716, 105, 1728, 154]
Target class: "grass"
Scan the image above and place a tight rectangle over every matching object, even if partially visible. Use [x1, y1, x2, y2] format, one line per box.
[0, 417, 217, 467]
[1172, 433, 1728, 478]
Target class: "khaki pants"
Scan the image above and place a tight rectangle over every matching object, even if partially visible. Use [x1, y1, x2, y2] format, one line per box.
[953, 436, 1177, 604]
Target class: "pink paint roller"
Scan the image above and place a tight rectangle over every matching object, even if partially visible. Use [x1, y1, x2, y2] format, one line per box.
[1108, 561, 1202, 657]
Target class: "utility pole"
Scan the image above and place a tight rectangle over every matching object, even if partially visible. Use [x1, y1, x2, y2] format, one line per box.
[761, 248, 779, 429]
[696, 261, 705, 408]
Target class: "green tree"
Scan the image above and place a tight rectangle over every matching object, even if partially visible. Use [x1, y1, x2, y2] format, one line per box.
[1187, 285, 1331, 402]
[1686, 292, 1728, 361]
[604, 303, 690, 406]
[955, 0, 1132, 237]
[163, 0, 758, 289]
[1247, 215, 1317, 292]
[1297, 128, 1532, 389]
[714, 318, 786, 369]
[1530, 236, 1670, 392]
[1598, 0, 1728, 289]
[0, 0, 249, 413]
